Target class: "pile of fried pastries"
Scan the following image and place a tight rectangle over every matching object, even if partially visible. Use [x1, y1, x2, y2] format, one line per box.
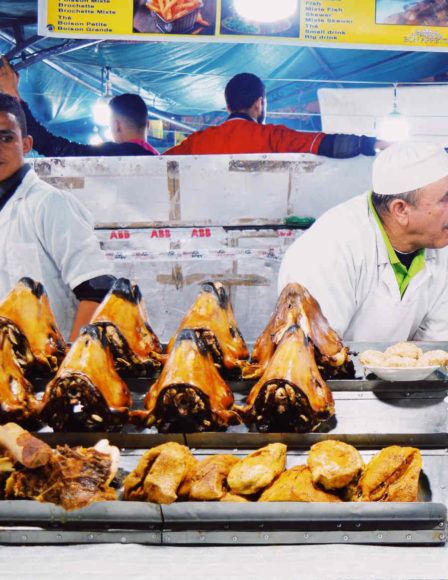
[124, 440, 422, 504]
[0, 277, 354, 433]
[0, 424, 422, 510]
[360, 342, 448, 369]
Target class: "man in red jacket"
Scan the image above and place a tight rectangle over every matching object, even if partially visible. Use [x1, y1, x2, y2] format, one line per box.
[165, 73, 378, 158]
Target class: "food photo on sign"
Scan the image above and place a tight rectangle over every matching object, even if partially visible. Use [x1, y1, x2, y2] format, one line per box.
[133, 0, 216, 34]
[220, 0, 300, 37]
[376, 0, 448, 26]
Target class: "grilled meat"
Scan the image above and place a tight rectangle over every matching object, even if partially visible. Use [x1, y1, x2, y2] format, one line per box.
[0, 331, 40, 424]
[40, 325, 132, 432]
[0, 278, 66, 374]
[308, 440, 364, 490]
[90, 278, 164, 376]
[259, 465, 342, 502]
[351, 446, 422, 502]
[167, 281, 249, 377]
[123, 442, 196, 504]
[239, 326, 335, 433]
[143, 329, 240, 433]
[0, 423, 52, 468]
[5, 439, 119, 511]
[227, 443, 286, 496]
[244, 283, 352, 380]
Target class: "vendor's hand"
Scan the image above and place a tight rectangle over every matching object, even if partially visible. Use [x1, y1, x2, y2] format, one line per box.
[0, 57, 20, 99]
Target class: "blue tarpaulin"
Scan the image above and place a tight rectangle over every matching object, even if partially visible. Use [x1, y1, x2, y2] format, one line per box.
[1, 1, 448, 147]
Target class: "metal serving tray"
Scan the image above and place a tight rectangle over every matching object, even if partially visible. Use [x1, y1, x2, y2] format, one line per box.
[0, 434, 446, 545]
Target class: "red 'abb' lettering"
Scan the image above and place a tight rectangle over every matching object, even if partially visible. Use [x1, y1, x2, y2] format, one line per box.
[191, 228, 212, 238]
[109, 230, 130, 240]
[150, 229, 171, 239]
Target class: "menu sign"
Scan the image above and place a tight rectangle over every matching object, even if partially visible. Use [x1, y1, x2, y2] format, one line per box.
[39, 0, 448, 51]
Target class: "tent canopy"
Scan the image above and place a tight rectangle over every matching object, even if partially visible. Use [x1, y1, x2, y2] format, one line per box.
[1, 1, 447, 147]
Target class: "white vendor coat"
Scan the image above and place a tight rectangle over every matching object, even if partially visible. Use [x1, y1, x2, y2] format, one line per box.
[278, 192, 448, 341]
[0, 169, 111, 339]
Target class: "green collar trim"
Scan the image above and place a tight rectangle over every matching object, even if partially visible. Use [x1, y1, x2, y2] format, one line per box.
[368, 193, 425, 297]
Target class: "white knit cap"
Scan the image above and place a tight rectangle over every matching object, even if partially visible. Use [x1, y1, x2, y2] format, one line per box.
[372, 141, 448, 195]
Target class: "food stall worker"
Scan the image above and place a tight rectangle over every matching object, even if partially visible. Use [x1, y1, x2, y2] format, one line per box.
[165, 72, 379, 158]
[0, 57, 159, 157]
[278, 141, 448, 341]
[0, 94, 114, 340]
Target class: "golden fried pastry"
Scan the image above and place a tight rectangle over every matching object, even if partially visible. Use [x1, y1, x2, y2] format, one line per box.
[384, 355, 417, 368]
[123, 442, 195, 504]
[259, 465, 342, 502]
[189, 455, 240, 501]
[220, 492, 250, 502]
[359, 350, 385, 367]
[308, 440, 364, 490]
[384, 342, 422, 360]
[354, 446, 422, 502]
[418, 350, 448, 367]
[227, 443, 286, 496]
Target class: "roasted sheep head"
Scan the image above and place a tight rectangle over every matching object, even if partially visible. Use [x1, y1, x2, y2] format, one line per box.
[90, 278, 164, 376]
[5, 434, 119, 511]
[40, 325, 132, 432]
[259, 465, 342, 502]
[0, 330, 40, 424]
[0, 278, 66, 374]
[143, 329, 240, 433]
[244, 283, 353, 380]
[123, 442, 196, 504]
[167, 281, 249, 377]
[239, 325, 335, 433]
[350, 446, 422, 502]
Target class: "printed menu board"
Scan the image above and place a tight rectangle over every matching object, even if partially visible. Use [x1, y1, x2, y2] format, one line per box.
[38, 0, 448, 51]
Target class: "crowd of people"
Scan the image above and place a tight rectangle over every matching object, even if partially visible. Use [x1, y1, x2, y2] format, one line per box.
[0, 55, 447, 344]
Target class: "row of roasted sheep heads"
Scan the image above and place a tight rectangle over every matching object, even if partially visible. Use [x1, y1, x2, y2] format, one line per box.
[0, 424, 422, 510]
[0, 277, 354, 433]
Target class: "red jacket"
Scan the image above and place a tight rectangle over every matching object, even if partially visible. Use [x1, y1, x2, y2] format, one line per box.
[164, 119, 325, 155]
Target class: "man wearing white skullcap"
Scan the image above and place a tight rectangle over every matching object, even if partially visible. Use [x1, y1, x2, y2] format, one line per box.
[278, 141, 448, 341]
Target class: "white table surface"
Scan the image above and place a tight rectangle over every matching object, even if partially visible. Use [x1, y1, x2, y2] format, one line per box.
[1, 544, 447, 580]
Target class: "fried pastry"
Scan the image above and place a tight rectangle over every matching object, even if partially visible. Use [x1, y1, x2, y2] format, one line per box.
[308, 440, 364, 490]
[384, 342, 422, 360]
[220, 492, 250, 502]
[259, 465, 342, 502]
[189, 455, 240, 501]
[227, 443, 286, 496]
[384, 355, 417, 368]
[418, 350, 448, 367]
[123, 442, 195, 504]
[353, 446, 422, 502]
[359, 350, 385, 367]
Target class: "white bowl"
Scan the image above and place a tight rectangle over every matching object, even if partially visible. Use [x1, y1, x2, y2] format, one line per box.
[363, 365, 439, 382]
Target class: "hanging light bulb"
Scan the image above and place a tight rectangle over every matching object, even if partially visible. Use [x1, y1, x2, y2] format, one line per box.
[376, 83, 410, 142]
[233, 0, 296, 23]
[93, 66, 112, 127]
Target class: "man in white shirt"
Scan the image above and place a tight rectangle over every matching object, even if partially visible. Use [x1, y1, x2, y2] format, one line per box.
[278, 141, 448, 341]
[0, 94, 114, 339]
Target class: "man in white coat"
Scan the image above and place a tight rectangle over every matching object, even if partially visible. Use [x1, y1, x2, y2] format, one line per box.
[0, 94, 114, 340]
[278, 140, 448, 341]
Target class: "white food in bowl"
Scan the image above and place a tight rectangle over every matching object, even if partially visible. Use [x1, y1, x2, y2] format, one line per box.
[383, 341, 422, 360]
[358, 350, 385, 366]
